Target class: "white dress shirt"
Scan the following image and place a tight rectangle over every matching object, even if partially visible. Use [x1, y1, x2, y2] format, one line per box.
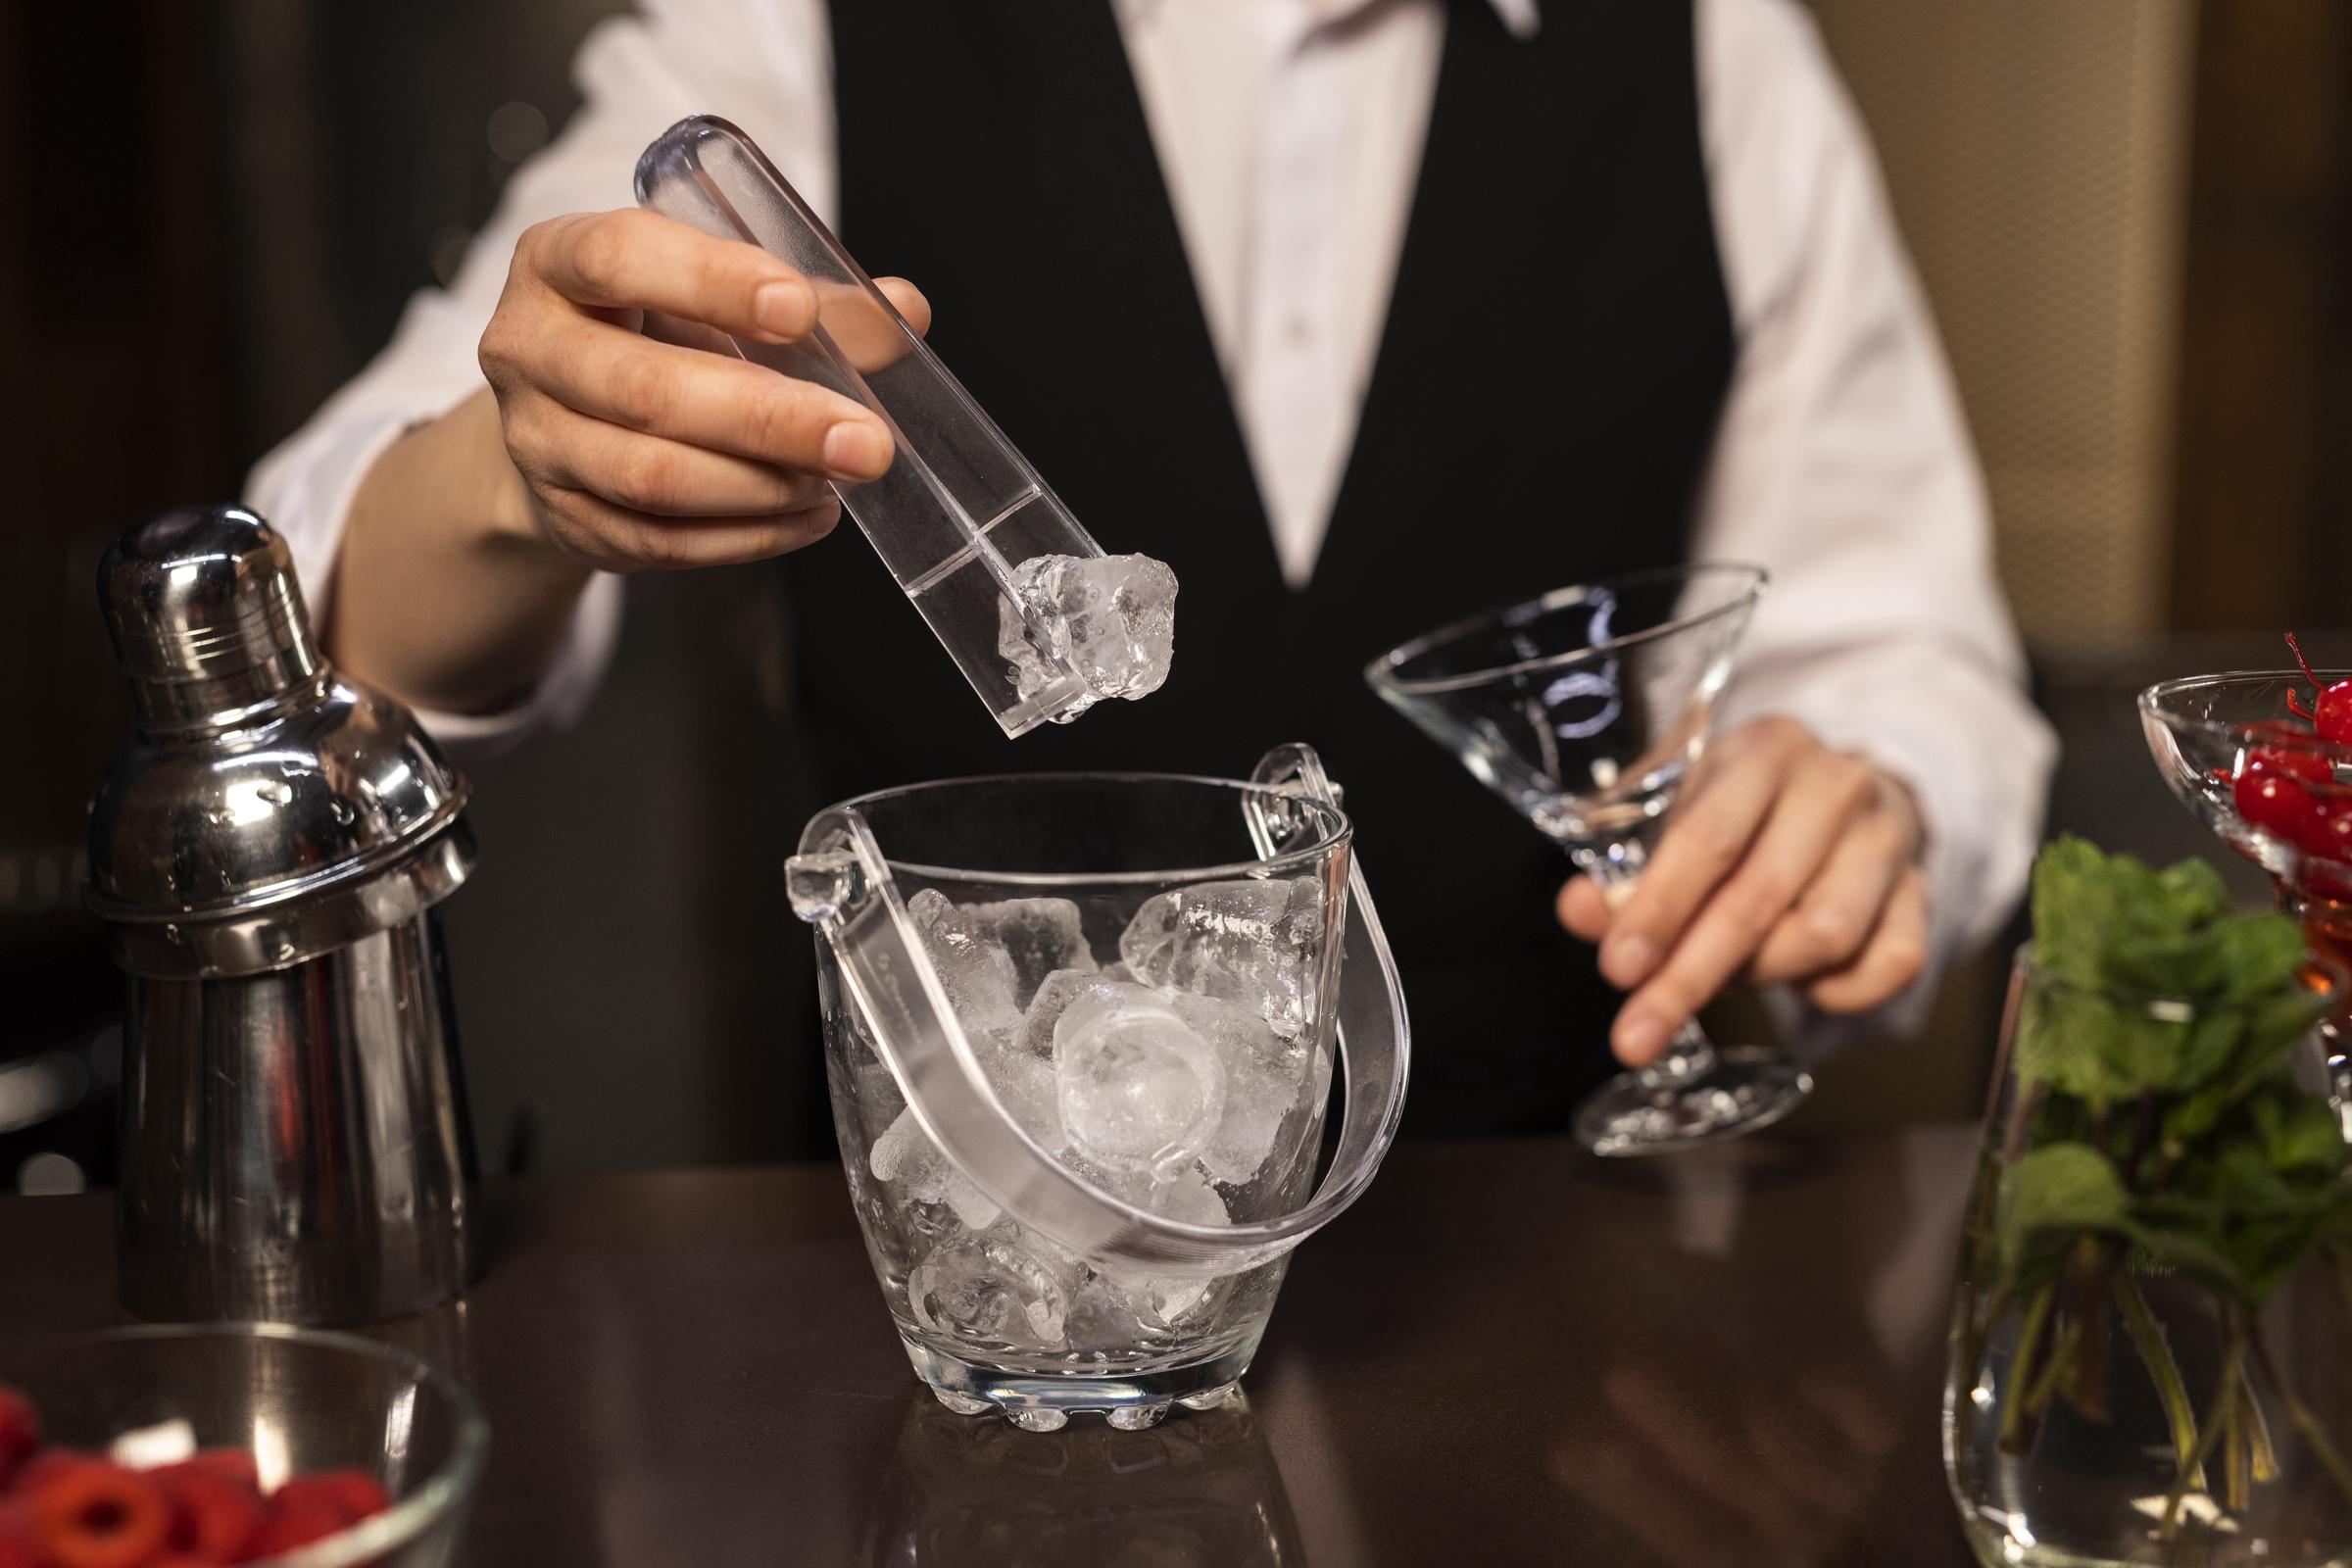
[250, 0, 2056, 1034]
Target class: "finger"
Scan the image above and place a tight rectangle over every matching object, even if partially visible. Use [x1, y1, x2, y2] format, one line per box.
[529, 209, 818, 343]
[650, 276, 930, 359]
[875, 276, 932, 337]
[1606, 756, 1876, 1063]
[532, 485, 841, 574]
[641, 311, 734, 354]
[1802, 867, 1930, 1013]
[1556, 875, 1611, 941]
[1746, 807, 1913, 984]
[810, 278, 926, 373]
[526, 401, 834, 518]
[528, 322, 894, 480]
[1595, 717, 1811, 992]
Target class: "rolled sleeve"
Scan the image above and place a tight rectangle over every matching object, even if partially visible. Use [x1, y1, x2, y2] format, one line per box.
[244, 0, 837, 753]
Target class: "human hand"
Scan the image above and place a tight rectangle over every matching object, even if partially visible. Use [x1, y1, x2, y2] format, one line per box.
[475, 208, 931, 572]
[1556, 716, 1929, 1066]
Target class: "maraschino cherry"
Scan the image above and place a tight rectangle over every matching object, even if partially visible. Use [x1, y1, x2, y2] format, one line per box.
[2285, 632, 2352, 745]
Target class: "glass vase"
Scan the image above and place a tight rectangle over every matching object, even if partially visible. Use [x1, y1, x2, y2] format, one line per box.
[1945, 952, 2352, 1566]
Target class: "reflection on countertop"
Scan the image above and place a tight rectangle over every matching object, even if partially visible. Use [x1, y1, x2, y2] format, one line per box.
[865, 1394, 1299, 1566]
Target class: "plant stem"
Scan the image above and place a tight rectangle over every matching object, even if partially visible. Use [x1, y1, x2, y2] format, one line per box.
[2069, 1238, 2114, 1420]
[2251, 1326, 2352, 1516]
[2001, 1283, 2059, 1457]
[2116, 1272, 2207, 1492]
[2026, 1312, 2082, 1418]
[2223, 1377, 2250, 1511]
[2160, 1316, 2245, 1540]
[2241, 1369, 2279, 1485]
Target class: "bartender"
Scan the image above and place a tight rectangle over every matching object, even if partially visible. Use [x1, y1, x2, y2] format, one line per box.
[252, 0, 2053, 1133]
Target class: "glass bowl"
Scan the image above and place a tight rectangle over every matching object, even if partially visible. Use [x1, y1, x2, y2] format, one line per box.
[0, 1323, 486, 1567]
[2139, 669, 2352, 884]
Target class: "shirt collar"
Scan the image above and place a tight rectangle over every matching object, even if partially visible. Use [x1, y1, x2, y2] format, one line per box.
[1115, 0, 1541, 45]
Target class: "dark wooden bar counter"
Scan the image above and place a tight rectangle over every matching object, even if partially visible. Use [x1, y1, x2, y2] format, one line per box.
[0, 1127, 1981, 1565]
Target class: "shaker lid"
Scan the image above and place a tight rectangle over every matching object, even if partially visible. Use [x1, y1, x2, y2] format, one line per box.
[98, 506, 321, 730]
[86, 507, 472, 974]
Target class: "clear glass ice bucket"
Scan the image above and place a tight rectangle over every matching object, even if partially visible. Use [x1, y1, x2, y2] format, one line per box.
[787, 745, 1409, 1429]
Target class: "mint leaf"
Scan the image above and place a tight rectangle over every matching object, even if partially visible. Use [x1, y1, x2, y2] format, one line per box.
[2215, 915, 2309, 1004]
[2031, 836, 2119, 989]
[2015, 981, 2129, 1102]
[1997, 1143, 2128, 1273]
[2252, 1090, 2347, 1174]
[2121, 1219, 2250, 1298]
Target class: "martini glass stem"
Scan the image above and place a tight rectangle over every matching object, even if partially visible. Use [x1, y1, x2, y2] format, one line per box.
[1571, 836, 1722, 1091]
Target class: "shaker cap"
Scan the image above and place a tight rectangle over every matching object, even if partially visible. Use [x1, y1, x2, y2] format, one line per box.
[86, 506, 472, 976]
[98, 505, 319, 729]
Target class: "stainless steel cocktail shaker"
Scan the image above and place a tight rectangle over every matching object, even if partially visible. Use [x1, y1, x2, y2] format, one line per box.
[84, 506, 478, 1325]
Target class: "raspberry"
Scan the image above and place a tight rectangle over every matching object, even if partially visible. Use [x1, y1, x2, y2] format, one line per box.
[155, 1464, 262, 1562]
[28, 1460, 170, 1568]
[11, 1450, 90, 1495]
[0, 1388, 36, 1492]
[172, 1449, 262, 1494]
[0, 1495, 34, 1563]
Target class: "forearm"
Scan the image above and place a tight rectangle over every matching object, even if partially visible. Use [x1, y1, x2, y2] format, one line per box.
[330, 387, 596, 716]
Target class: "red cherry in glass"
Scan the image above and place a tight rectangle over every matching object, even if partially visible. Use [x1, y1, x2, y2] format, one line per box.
[2249, 745, 2332, 784]
[2236, 768, 2319, 842]
[2305, 791, 2352, 865]
[2286, 632, 2352, 745]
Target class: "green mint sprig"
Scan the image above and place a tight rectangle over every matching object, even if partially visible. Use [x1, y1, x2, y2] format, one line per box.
[1965, 836, 2349, 1535]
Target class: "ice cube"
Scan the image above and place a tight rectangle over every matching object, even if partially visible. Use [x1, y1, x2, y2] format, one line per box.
[998, 552, 1178, 710]
[1118, 877, 1326, 1038]
[982, 1044, 1065, 1154]
[868, 1107, 1001, 1230]
[906, 887, 1024, 1035]
[1085, 1166, 1232, 1329]
[1052, 982, 1226, 1174]
[1169, 992, 1313, 1186]
[1019, 968, 1130, 1058]
[906, 1234, 1070, 1348]
[957, 896, 1096, 1008]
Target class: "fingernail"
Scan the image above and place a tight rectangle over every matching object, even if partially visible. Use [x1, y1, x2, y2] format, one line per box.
[1616, 1011, 1669, 1066]
[755, 279, 812, 336]
[823, 421, 889, 478]
[1601, 935, 1656, 987]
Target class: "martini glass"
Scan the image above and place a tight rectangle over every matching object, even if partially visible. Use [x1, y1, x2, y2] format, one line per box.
[2139, 668, 2352, 1074]
[1365, 564, 1813, 1155]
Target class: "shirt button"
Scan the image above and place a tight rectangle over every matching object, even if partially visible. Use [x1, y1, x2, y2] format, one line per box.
[1285, 315, 1314, 346]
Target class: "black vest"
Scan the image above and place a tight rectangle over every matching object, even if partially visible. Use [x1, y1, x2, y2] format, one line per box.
[799, 0, 1735, 1133]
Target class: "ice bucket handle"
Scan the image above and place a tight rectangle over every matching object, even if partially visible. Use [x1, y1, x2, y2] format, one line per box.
[786, 745, 1410, 1276]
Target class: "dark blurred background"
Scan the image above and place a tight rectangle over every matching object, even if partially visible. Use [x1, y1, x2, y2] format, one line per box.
[5, 1, 2351, 1192]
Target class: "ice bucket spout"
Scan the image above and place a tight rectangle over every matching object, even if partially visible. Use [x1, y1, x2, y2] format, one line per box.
[787, 745, 1409, 1427]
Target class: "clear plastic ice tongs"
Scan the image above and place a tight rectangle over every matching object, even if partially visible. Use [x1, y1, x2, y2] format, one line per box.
[636, 115, 1132, 737]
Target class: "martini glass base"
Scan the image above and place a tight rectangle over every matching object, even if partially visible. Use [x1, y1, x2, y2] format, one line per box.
[1574, 1046, 1815, 1157]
